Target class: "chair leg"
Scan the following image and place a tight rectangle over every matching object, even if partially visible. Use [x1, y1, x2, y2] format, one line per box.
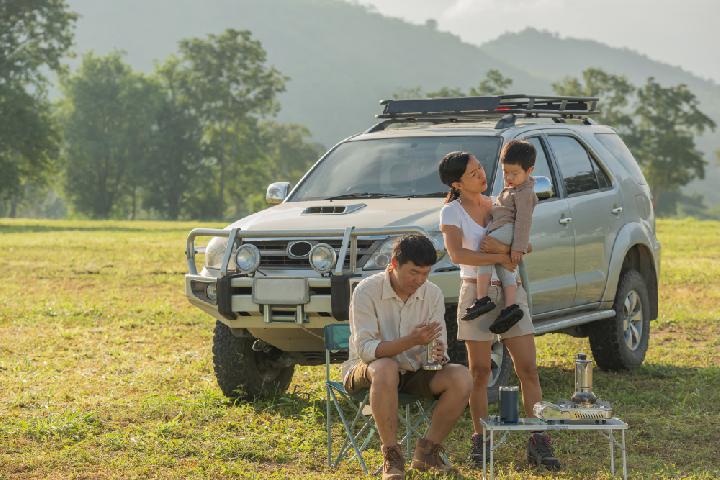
[328, 387, 369, 474]
[326, 384, 332, 467]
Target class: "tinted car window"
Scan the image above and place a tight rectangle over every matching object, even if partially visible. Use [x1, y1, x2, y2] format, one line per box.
[290, 136, 501, 201]
[595, 133, 648, 185]
[593, 157, 612, 189]
[492, 137, 557, 200]
[548, 135, 599, 195]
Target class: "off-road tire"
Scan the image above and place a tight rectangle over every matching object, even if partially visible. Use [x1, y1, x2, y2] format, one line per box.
[444, 304, 513, 403]
[588, 270, 650, 370]
[213, 320, 295, 399]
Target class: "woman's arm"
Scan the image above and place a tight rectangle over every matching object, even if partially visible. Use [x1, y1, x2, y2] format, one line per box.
[440, 224, 516, 270]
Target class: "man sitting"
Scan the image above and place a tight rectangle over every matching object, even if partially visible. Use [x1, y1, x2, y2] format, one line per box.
[342, 234, 473, 480]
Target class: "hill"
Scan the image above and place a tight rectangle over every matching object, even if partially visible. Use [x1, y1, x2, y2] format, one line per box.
[65, 0, 719, 209]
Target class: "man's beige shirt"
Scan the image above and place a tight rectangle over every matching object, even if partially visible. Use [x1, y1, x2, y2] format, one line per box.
[341, 270, 448, 382]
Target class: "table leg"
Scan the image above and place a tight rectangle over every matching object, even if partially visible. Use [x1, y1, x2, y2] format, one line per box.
[622, 429, 627, 480]
[609, 429, 615, 475]
[490, 429, 494, 480]
[482, 427, 487, 480]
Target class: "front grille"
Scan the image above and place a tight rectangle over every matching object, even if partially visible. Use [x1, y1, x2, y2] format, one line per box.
[244, 238, 379, 269]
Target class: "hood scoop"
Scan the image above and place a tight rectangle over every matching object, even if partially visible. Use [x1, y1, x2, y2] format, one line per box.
[302, 203, 367, 215]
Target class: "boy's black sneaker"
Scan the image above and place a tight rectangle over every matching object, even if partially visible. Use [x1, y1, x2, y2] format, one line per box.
[488, 304, 523, 334]
[461, 296, 496, 321]
[527, 433, 561, 471]
[470, 432, 491, 468]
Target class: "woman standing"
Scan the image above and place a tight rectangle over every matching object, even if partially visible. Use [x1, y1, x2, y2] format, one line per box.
[437, 151, 560, 471]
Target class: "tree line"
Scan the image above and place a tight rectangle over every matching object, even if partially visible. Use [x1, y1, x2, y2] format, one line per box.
[1, 2, 323, 220]
[1, 1, 716, 219]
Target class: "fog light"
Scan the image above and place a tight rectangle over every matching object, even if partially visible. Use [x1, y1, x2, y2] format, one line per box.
[206, 282, 217, 301]
[235, 244, 260, 273]
[309, 243, 337, 274]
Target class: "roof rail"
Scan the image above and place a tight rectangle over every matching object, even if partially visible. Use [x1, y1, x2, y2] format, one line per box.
[370, 94, 599, 131]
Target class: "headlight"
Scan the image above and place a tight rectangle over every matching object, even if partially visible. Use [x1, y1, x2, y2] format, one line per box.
[309, 243, 337, 274]
[363, 233, 447, 271]
[205, 236, 229, 269]
[235, 244, 261, 274]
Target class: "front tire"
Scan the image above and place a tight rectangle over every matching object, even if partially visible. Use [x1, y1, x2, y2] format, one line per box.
[212, 320, 295, 399]
[588, 270, 651, 370]
[445, 304, 513, 403]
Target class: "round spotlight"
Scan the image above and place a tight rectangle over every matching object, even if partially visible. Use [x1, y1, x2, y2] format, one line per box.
[235, 244, 260, 273]
[206, 282, 217, 302]
[309, 243, 337, 274]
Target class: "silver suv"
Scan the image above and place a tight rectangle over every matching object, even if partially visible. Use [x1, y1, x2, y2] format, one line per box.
[184, 95, 660, 401]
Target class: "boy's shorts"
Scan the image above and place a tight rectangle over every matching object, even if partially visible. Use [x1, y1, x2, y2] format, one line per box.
[344, 361, 438, 398]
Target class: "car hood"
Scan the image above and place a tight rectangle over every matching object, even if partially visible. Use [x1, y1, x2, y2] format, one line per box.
[227, 198, 446, 233]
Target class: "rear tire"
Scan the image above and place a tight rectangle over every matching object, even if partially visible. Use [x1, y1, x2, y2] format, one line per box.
[213, 320, 295, 399]
[445, 304, 513, 403]
[588, 270, 650, 370]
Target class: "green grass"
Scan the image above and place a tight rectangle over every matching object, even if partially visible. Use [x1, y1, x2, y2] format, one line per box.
[0, 218, 718, 479]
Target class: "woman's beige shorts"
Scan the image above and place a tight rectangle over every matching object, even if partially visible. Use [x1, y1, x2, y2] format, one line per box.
[457, 280, 535, 342]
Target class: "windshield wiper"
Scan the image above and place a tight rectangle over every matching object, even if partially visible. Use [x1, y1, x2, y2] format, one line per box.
[404, 192, 448, 198]
[325, 192, 401, 200]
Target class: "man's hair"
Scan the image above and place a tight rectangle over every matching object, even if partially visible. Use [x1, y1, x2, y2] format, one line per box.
[500, 140, 536, 171]
[391, 234, 437, 267]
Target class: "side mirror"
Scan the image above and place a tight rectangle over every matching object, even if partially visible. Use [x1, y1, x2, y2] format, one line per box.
[533, 176, 554, 200]
[266, 181, 290, 205]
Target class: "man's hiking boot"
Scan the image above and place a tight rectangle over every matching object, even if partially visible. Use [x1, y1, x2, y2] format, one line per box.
[381, 444, 405, 480]
[461, 296, 496, 321]
[489, 304, 523, 334]
[470, 432, 491, 468]
[527, 432, 561, 471]
[410, 437, 453, 473]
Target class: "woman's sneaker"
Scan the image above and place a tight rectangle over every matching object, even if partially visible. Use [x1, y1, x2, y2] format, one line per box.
[461, 296, 496, 321]
[489, 304, 523, 334]
[527, 433, 561, 471]
[470, 432, 491, 468]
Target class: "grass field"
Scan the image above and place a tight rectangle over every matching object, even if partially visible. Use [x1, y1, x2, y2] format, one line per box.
[0, 218, 718, 479]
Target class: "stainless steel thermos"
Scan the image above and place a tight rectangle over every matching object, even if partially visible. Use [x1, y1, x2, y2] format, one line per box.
[499, 386, 519, 423]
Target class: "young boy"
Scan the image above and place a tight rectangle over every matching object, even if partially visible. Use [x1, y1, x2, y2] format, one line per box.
[461, 140, 538, 334]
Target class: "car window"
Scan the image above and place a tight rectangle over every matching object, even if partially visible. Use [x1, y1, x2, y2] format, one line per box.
[593, 157, 612, 189]
[492, 137, 557, 201]
[548, 135, 599, 196]
[289, 136, 501, 201]
[595, 132, 648, 185]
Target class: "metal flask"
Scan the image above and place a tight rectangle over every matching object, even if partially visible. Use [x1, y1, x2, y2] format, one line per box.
[571, 353, 597, 405]
[499, 386, 520, 423]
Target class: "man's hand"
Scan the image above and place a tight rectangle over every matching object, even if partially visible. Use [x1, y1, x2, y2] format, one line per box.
[431, 339, 446, 363]
[511, 250, 524, 264]
[409, 321, 442, 346]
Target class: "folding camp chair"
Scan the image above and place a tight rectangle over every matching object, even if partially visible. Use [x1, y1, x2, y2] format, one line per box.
[324, 324, 439, 473]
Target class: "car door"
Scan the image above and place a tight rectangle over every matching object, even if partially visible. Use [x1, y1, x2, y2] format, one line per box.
[493, 134, 576, 314]
[546, 133, 623, 306]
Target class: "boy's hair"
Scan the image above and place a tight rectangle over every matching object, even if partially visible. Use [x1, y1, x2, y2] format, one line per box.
[500, 140, 536, 171]
[391, 234, 437, 267]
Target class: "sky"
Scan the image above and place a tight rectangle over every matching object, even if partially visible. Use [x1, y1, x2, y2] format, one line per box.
[352, 0, 720, 83]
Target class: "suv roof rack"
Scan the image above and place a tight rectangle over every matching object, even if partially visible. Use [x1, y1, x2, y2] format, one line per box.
[366, 94, 599, 132]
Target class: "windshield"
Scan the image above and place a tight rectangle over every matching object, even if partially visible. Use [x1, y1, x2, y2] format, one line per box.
[289, 136, 501, 201]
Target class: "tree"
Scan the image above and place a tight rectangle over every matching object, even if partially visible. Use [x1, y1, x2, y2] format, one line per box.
[392, 69, 513, 99]
[469, 69, 513, 96]
[167, 29, 287, 218]
[59, 52, 160, 218]
[630, 78, 715, 206]
[0, 0, 76, 215]
[553, 68, 635, 134]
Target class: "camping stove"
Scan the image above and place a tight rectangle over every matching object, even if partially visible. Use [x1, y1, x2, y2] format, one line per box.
[534, 353, 613, 422]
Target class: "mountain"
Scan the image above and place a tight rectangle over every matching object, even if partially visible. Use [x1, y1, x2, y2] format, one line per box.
[65, 0, 719, 209]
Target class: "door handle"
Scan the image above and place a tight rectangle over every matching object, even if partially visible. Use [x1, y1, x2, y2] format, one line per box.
[611, 206, 623, 215]
[559, 217, 573, 225]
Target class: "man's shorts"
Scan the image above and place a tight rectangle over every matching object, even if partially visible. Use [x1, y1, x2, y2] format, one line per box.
[344, 361, 438, 398]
